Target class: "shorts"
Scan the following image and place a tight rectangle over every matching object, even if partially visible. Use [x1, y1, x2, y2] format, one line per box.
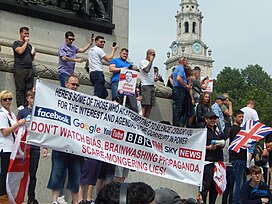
[141, 85, 155, 106]
[98, 162, 116, 182]
[115, 166, 129, 178]
[47, 150, 83, 193]
[80, 158, 101, 186]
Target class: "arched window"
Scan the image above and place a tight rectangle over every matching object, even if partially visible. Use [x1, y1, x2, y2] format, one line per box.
[192, 22, 196, 33]
[185, 21, 189, 33]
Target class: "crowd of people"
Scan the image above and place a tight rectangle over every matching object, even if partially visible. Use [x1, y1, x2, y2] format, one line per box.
[0, 26, 272, 204]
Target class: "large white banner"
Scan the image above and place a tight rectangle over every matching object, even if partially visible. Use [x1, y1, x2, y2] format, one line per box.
[28, 80, 207, 186]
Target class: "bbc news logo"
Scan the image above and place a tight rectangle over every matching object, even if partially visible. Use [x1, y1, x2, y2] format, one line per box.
[125, 132, 152, 148]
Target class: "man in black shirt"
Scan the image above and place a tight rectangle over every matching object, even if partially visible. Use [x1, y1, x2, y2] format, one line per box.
[229, 110, 245, 204]
[12, 27, 35, 109]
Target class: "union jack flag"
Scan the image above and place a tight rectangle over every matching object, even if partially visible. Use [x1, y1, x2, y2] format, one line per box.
[229, 120, 272, 153]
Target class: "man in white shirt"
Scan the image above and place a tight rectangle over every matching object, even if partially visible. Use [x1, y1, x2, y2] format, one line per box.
[88, 36, 117, 99]
[139, 49, 156, 118]
[241, 100, 259, 126]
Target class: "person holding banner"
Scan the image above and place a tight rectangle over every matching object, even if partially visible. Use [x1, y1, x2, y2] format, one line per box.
[200, 111, 225, 204]
[88, 36, 118, 99]
[139, 49, 156, 118]
[47, 75, 84, 204]
[17, 89, 43, 204]
[109, 48, 138, 112]
[0, 90, 26, 204]
[58, 31, 94, 87]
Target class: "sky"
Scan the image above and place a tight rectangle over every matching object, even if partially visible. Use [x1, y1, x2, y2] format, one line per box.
[128, 0, 272, 82]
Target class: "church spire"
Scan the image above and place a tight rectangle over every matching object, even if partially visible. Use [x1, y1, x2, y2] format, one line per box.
[176, 0, 203, 42]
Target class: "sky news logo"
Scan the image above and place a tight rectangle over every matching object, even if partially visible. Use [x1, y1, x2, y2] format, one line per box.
[34, 106, 71, 125]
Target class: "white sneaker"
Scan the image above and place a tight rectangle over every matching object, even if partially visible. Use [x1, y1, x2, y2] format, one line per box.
[57, 196, 68, 204]
[51, 202, 59, 204]
[17, 105, 24, 110]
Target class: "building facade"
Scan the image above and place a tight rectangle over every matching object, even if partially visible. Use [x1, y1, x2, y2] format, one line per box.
[165, 0, 214, 79]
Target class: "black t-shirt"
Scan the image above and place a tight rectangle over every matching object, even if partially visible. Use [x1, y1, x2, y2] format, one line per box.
[229, 124, 247, 161]
[205, 126, 224, 162]
[12, 40, 33, 69]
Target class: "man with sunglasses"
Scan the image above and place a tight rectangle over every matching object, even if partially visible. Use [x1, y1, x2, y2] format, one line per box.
[88, 35, 118, 99]
[58, 31, 94, 87]
[139, 49, 156, 118]
[47, 75, 83, 204]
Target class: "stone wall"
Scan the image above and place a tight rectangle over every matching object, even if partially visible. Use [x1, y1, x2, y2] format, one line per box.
[0, 2, 201, 203]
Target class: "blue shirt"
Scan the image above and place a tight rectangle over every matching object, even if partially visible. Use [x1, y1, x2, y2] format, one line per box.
[110, 58, 131, 83]
[58, 43, 79, 75]
[172, 64, 187, 88]
[211, 102, 225, 132]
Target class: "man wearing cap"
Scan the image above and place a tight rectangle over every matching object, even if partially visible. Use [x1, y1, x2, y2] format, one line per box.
[200, 111, 224, 204]
[211, 95, 226, 132]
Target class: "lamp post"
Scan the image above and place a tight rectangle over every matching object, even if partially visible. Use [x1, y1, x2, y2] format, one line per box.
[167, 51, 171, 58]
[181, 46, 185, 56]
[208, 49, 212, 56]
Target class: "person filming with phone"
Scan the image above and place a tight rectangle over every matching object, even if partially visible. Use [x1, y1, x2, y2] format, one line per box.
[58, 31, 94, 87]
[88, 36, 117, 99]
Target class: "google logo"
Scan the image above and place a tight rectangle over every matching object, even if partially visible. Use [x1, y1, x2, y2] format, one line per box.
[73, 118, 101, 134]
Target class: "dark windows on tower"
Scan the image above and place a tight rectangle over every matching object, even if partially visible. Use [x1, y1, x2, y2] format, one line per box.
[185, 21, 189, 33]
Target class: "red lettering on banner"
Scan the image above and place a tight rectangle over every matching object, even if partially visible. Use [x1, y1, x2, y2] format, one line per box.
[152, 140, 163, 152]
[158, 155, 200, 173]
[111, 129, 124, 140]
[178, 148, 202, 160]
[81, 144, 104, 158]
[149, 164, 166, 175]
[30, 121, 58, 134]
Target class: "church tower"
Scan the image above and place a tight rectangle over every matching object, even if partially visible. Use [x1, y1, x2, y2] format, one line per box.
[165, 0, 213, 79]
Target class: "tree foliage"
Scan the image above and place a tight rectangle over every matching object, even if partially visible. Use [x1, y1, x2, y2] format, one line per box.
[214, 65, 272, 126]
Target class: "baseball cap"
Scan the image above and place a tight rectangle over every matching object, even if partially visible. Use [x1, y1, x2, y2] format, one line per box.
[205, 111, 219, 118]
[155, 188, 183, 204]
[216, 95, 226, 100]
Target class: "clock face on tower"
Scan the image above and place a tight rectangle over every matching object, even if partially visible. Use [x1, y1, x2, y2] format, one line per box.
[192, 42, 202, 54]
[171, 44, 178, 56]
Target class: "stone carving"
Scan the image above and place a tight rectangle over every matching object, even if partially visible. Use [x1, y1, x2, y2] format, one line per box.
[16, 0, 110, 21]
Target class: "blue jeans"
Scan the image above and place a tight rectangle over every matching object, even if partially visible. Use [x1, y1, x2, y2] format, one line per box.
[47, 150, 83, 193]
[90, 71, 108, 99]
[111, 81, 119, 100]
[231, 160, 247, 204]
[59, 73, 69, 88]
[172, 86, 186, 126]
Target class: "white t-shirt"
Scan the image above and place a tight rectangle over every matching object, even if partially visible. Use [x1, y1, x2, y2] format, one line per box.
[241, 106, 259, 126]
[0, 107, 16, 152]
[88, 46, 106, 72]
[139, 59, 154, 86]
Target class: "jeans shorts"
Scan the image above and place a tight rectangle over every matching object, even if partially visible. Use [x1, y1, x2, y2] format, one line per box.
[47, 150, 83, 193]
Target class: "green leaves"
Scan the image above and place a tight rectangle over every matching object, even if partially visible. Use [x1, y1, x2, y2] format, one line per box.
[214, 65, 272, 126]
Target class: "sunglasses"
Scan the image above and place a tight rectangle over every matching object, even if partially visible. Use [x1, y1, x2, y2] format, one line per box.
[209, 117, 217, 120]
[99, 40, 105, 43]
[2, 98, 12, 101]
[69, 83, 80, 87]
[68, 38, 75, 41]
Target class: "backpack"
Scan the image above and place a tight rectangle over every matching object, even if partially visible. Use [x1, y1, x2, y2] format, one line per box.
[253, 144, 268, 166]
